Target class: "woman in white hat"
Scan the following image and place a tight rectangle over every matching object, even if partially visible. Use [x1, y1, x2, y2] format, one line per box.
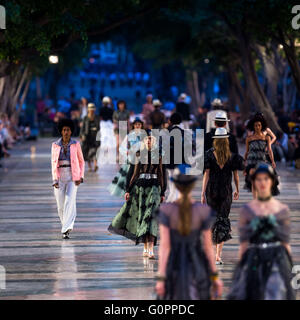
[201, 127, 244, 264]
[80, 103, 100, 172]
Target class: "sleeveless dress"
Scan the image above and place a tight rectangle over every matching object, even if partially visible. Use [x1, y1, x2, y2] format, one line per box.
[157, 202, 216, 300]
[245, 139, 280, 195]
[108, 131, 141, 197]
[204, 149, 244, 244]
[227, 204, 295, 300]
[108, 150, 166, 245]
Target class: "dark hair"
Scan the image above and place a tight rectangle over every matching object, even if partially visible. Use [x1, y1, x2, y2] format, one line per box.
[215, 120, 226, 127]
[117, 100, 126, 110]
[246, 113, 268, 131]
[57, 118, 75, 135]
[170, 112, 182, 125]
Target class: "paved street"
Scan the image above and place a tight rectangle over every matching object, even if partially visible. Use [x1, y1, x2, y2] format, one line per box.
[0, 138, 300, 300]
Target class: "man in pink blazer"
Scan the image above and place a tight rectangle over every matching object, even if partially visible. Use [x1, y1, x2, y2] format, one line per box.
[52, 119, 85, 239]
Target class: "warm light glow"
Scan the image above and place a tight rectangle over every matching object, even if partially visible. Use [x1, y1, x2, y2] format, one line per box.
[49, 55, 59, 64]
[279, 44, 283, 49]
[204, 58, 210, 64]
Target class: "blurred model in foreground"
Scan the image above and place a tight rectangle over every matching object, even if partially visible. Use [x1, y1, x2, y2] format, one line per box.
[51, 119, 85, 239]
[155, 166, 223, 300]
[228, 163, 295, 300]
[202, 128, 244, 264]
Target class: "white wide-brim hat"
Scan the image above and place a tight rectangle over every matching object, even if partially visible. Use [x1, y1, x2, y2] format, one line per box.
[102, 96, 110, 104]
[87, 103, 96, 110]
[213, 127, 229, 138]
[153, 99, 162, 106]
[211, 98, 223, 106]
[214, 110, 230, 122]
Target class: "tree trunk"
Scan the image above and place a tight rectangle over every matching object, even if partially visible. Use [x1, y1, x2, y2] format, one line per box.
[238, 33, 282, 133]
[0, 66, 31, 117]
[255, 44, 279, 110]
[279, 31, 300, 96]
[185, 68, 201, 114]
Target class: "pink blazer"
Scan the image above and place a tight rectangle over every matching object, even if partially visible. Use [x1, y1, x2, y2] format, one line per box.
[51, 140, 85, 182]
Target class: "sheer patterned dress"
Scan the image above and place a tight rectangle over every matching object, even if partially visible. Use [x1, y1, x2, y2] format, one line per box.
[204, 148, 244, 244]
[108, 149, 166, 245]
[157, 202, 216, 300]
[227, 204, 295, 300]
[245, 139, 280, 195]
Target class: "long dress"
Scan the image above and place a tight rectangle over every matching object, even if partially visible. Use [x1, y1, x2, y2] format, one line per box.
[227, 204, 295, 300]
[108, 131, 141, 197]
[245, 139, 280, 195]
[80, 115, 100, 161]
[204, 148, 244, 244]
[108, 149, 166, 245]
[157, 202, 216, 300]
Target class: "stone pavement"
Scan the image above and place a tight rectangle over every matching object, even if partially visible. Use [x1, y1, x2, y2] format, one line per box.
[0, 138, 299, 299]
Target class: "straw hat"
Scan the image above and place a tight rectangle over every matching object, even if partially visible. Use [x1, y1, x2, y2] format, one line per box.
[153, 99, 162, 107]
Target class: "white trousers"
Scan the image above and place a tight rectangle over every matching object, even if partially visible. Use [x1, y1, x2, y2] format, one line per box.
[166, 169, 180, 203]
[54, 165, 78, 234]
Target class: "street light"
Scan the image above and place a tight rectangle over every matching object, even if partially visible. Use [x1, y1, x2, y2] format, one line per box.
[49, 55, 59, 64]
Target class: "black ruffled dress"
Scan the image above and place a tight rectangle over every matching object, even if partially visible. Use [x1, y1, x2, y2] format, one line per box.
[157, 202, 216, 300]
[204, 149, 244, 244]
[227, 204, 295, 300]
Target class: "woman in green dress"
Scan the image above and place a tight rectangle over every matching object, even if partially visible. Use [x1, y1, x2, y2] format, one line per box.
[108, 132, 166, 259]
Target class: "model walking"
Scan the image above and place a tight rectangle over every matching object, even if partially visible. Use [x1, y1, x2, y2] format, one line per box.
[244, 113, 279, 198]
[108, 132, 166, 259]
[52, 119, 85, 239]
[155, 166, 223, 300]
[112, 100, 130, 161]
[108, 117, 143, 197]
[80, 103, 100, 172]
[228, 163, 295, 300]
[201, 128, 244, 264]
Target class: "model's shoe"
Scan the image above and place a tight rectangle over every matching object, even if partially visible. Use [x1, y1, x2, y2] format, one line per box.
[62, 230, 70, 239]
[94, 166, 98, 172]
[143, 249, 148, 257]
[215, 259, 223, 265]
[148, 251, 155, 260]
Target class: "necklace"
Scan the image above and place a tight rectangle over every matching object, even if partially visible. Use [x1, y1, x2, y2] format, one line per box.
[257, 195, 272, 202]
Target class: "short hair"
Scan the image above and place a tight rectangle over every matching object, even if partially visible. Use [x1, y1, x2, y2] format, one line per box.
[215, 120, 226, 127]
[117, 100, 127, 110]
[57, 118, 75, 135]
[170, 112, 182, 125]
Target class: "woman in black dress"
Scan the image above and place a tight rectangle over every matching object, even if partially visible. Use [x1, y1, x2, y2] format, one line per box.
[155, 165, 223, 300]
[80, 103, 100, 172]
[201, 128, 244, 264]
[228, 163, 295, 300]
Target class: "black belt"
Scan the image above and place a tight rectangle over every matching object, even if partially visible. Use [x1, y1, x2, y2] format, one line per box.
[59, 165, 71, 168]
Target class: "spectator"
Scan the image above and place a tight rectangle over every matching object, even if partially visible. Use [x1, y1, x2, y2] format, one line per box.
[150, 99, 166, 129]
[142, 94, 154, 129]
[176, 93, 191, 129]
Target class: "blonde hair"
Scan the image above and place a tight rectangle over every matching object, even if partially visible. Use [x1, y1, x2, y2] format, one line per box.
[213, 138, 231, 167]
[175, 182, 196, 236]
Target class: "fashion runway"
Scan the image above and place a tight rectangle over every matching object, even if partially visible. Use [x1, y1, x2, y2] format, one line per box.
[0, 138, 300, 300]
